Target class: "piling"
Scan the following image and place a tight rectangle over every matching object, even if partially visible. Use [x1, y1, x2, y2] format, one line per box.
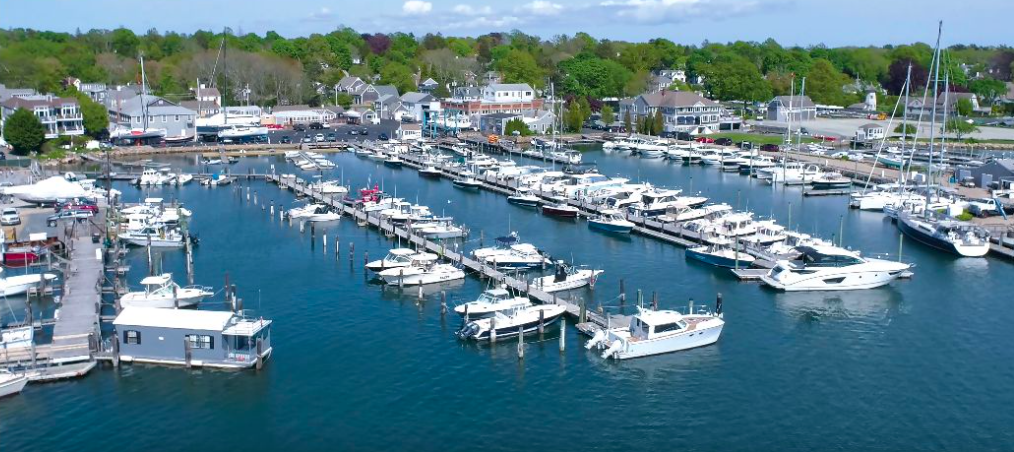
[619, 278, 626, 304]
[270, 201, 274, 216]
[517, 326, 525, 360]
[559, 318, 566, 352]
[651, 291, 658, 311]
[399, 268, 405, 288]
[184, 338, 193, 368]
[490, 317, 497, 343]
[898, 234, 904, 262]
[417, 284, 423, 299]
[637, 289, 643, 308]
[538, 309, 545, 335]
[255, 338, 264, 370]
[440, 291, 447, 316]
[112, 334, 120, 368]
[323, 233, 327, 252]
[579, 299, 587, 323]
[350, 243, 355, 262]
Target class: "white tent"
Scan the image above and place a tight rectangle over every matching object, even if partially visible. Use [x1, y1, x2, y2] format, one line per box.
[2, 176, 89, 204]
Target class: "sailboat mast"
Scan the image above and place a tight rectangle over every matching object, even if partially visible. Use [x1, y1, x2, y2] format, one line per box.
[223, 29, 229, 126]
[140, 54, 148, 132]
[924, 21, 944, 210]
[899, 64, 912, 184]
[796, 77, 806, 152]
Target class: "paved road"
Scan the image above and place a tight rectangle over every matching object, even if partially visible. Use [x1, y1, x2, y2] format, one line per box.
[267, 119, 401, 144]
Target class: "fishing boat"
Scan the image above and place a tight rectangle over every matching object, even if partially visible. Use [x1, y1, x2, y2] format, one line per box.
[452, 177, 482, 190]
[585, 302, 725, 360]
[378, 262, 465, 286]
[760, 245, 912, 291]
[119, 273, 214, 309]
[0, 371, 28, 399]
[531, 264, 602, 293]
[456, 303, 567, 341]
[506, 188, 541, 207]
[366, 249, 438, 272]
[419, 165, 443, 178]
[686, 244, 755, 268]
[302, 205, 342, 222]
[588, 209, 635, 234]
[811, 172, 853, 190]
[118, 224, 186, 248]
[897, 212, 990, 257]
[453, 287, 532, 319]
[541, 202, 580, 218]
[0, 268, 58, 297]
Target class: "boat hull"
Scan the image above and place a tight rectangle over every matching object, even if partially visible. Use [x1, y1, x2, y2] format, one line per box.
[610, 323, 724, 360]
[507, 197, 541, 207]
[0, 374, 28, 398]
[468, 311, 564, 341]
[588, 220, 633, 234]
[686, 248, 752, 268]
[897, 215, 989, 257]
[541, 206, 579, 218]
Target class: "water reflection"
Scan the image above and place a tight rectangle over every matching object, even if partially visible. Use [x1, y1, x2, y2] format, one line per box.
[771, 287, 903, 322]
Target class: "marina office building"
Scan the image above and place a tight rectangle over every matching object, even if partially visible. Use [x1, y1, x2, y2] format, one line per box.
[619, 90, 722, 135]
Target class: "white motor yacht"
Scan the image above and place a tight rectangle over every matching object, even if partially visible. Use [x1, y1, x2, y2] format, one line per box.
[760, 245, 912, 291]
[532, 264, 602, 293]
[456, 303, 567, 341]
[586, 303, 725, 360]
[366, 249, 438, 272]
[379, 262, 465, 286]
[118, 224, 186, 248]
[119, 273, 214, 308]
[454, 287, 532, 319]
[0, 268, 58, 297]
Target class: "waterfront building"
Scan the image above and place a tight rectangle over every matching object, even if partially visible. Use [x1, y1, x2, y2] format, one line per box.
[113, 307, 272, 369]
[619, 90, 722, 135]
[1, 94, 85, 139]
[400, 92, 438, 122]
[441, 83, 544, 123]
[106, 94, 196, 141]
[767, 95, 817, 122]
[855, 123, 886, 143]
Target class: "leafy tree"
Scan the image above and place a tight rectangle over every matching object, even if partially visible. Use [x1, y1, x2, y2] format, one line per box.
[944, 118, 979, 140]
[623, 110, 632, 134]
[336, 93, 353, 108]
[601, 104, 615, 126]
[110, 28, 139, 56]
[3, 108, 46, 155]
[558, 55, 632, 98]
[495, 49, 543, 88]
[969, 79, 1007, 105]
[886, 59, 928, 94]
[504, 118, 533, 136]
[379, 62, 416, 94]
[804, 59, 851, 105]
[894, 124, 916, 135]
[652, 110, 663, 136]
[563, 101, 585, 132]
[433, 81, 450, 99]
[956, 97, 974, 116]
[699, 54, 771, 112]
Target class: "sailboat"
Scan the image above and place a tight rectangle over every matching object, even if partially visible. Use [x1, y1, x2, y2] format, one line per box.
[896, 22, 990, 258]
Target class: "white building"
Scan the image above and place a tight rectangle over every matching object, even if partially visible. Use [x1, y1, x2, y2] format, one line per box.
[482, 84, 535, 103]
[619, 91, 722, 135]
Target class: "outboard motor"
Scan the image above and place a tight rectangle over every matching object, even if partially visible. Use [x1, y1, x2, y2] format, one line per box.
[601, 339, 623, 360]
[456, 322, 480, 339]
[585, 330, 606, 350]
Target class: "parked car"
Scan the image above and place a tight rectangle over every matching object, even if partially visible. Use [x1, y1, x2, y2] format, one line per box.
[301, 136, 312, 143]
[0, 207, 21, 226]
[360, 129, 369, 135]
[968, 198, 1014, 217]
[695, 137, 715, 144]
[831, 151, 850, 159]
[309, 122, 324, 130]
[55, 201, 98, 214]
[714, 138, 733, 146]
[378, 133, 389, 140]
[279, 136, 292, 144]
[48, 209, 93, 223]
[293, 124, 307, 132]
[314, 133, 325, 142]
[348, 129, 358, 135]
[760, 143, 780, 152]
[326, 133, 337, 142]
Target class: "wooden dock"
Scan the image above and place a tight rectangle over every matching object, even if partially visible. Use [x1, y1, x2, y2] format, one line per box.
[268, 174, 623, 332]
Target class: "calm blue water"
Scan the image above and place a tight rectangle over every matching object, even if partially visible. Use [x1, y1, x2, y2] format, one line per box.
[2, 147, 1013, 451]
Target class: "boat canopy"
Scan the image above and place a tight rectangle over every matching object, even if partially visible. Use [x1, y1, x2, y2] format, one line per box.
[140, 274, 172, 285]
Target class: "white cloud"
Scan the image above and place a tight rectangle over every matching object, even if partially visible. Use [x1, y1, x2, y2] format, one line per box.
[600, 0, 772, 24]
[520, 0, 564, 16]
[452, 4, 493, 16]
[307, 6, 333, 21]
[402, 0, 433, 15]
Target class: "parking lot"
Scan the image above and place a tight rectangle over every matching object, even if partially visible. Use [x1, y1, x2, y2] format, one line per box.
[268, 119, 401, 144]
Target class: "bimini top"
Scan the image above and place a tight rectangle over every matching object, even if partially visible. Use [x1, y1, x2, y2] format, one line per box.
[114, 307, 235, 331]
[388, 248, 417, 256]
[634, 307, 685, 326]
[139, 273, 172, 285]
[495, 234, 519, 245]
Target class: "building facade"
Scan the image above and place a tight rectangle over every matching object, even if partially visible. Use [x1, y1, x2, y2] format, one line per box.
[619, 91, 722, 134]
[767, 95, 817, 122]
[1, 95, 84, 139]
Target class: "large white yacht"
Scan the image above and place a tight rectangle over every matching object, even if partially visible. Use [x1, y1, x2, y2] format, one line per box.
[760, 246, 911, 291]
[379, 262, 465, 286]
[119, 273, 214, 308]
[585, 303, 725, 360]
[366, 249, 438, 272]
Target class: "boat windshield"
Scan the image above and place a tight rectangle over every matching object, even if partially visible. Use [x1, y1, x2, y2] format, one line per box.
[799, 252, 863, 267]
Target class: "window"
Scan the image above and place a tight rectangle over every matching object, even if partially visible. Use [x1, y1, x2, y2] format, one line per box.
[124, 330, 141, 345]
[175, 115, 180, 121]
[186, 334, 214, 350]
[653, 322, 685, 334]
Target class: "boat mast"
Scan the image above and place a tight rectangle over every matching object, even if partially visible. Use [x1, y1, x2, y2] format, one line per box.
[140, 53, 148, 132]
[939, 71, 950, 201]
[222, 28, 229, 127]
[924, 20, 943, 214]
[899, 64, 912, 186]
[796, 77, 807, 155]
[782, 75, 794, 181]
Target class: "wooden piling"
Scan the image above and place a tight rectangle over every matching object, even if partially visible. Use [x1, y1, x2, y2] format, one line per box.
[490, 317, 497, 343]
[559, 318, 566, 352]
[517, 326, 525, 360]
[619, 278, 626, 304]
[184, 338, 192, 368]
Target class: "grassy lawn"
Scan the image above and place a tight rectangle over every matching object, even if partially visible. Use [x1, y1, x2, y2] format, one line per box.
[709, 132, 818, 145]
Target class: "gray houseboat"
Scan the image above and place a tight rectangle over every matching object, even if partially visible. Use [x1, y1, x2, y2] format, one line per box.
[113, 307, 272, 369]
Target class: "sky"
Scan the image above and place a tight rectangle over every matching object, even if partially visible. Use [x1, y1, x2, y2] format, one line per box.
[2, 0, 1010, 47]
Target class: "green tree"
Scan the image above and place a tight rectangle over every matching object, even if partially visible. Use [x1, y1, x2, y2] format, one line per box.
[944, 118, 979, 140]
[110, 28, 140, 56]
[969, 79, 1007, 106]
[504, 118, 533, 136]
[379, 62, 416, 94]
[894, 124, 916, 135]
[652, 110, 663, 136]
[623, 110, 632, 134]
[564, 102, 584, 132]
[336, 93, 353, 109]
[495, 49, 544, 88]
[601, 104, 615, 126]
[558, 55, 632, 98]
[956, 97, 974, 116]
[804, 59, 851, 106]
[3, 108, 46, 155]
[698, 54, 771, 113]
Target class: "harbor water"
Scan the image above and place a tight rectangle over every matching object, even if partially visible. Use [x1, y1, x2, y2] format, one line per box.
[2, 146, 1013, 451]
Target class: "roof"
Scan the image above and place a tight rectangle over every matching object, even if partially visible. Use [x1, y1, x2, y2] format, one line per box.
[770, 95, 815, 109]
[420, 78, 438, 86]
[858, 123, 883, 130]
[113, 307, 236, 331]
[196, 86, 220, 98]
[400, 92, 433, 104]
[639, 91, 717, 108]
[2, 96, 78, 110]
[115, 94, 195, 116]
[488, 83, 533, 92]
[389, 248, 416, 255]
[373, 85, 399, 98]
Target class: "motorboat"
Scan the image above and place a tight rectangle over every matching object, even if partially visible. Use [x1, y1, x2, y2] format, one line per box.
[173, 173, 194, 185]
[417, 220, 467, 239]
[738, 155, 776, 175]
[383, 155, 404, 167]
[379, 262, 465, 286]
[532, 264, 602, 293]
[119, 273, 214, 308]
[419, 166, 443, 178]
[456, 303, 567, 341]
[758, 162, 823, 185]
[0, 268, 58, 297]
[118, 224, 186, 248]
[137, 168, 171, 186]
[0, 371, 28, 399]
[739, 220, 788, 247]
[287, 203, 327, 219]
[452, 177, 482, 190]
[897, 211, 990, 257]
[588, 210, 635, 234]
[366, 248, 438, 272]
[760, 245, 912, 291]
[627, 188, 708, 217]
[765, 230, 833, 257]
[686, 244, 755, 268]
[507, 188, 541, 208]
[585, 303, 725, 360]
[302, 205, 342, 222]
[309, 180, 349, 195]
[453, 287, 532, 319]
[811, 172, 853, 190]
[658, 203, 732, 223]
[476, 241, 550, 269]
[541, 202, 580, 218]
[472, 233, 541, 261]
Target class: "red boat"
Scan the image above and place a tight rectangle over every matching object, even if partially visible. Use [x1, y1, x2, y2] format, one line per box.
[353, 184, 383, 204]
[541, 203, 580, 218]
[1, 234, 64, 267]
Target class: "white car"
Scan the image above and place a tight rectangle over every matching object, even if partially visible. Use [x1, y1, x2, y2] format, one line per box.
[0, 207, 20, 225]
[847, 153, 865, 162]
[830, 151, 850, 159]
[811, 149, 827, 156]
[314, 133, 325, 142]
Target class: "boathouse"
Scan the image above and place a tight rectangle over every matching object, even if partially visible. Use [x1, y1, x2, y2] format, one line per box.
[113, 307, 272, 369]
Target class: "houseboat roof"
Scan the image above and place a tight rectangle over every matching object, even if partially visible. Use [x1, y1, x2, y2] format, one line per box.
[114, 307, 235, 331]
[139, 274, 172, 285]
[222, 318, 272, 336]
